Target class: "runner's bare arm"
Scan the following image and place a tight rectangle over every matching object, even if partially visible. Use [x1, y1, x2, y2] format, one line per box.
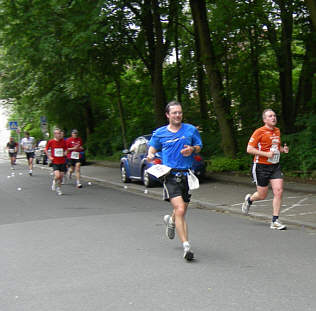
[247, 145, 274, 158]
[146, 146, 157, 162]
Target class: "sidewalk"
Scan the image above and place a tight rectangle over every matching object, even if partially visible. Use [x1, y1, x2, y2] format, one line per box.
[84, 161, 316, 230]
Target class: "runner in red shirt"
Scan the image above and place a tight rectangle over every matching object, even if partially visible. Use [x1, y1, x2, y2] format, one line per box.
[45, 128, 67, 195]
[66, 129, 84, 188]
[241, 109, 289, 230]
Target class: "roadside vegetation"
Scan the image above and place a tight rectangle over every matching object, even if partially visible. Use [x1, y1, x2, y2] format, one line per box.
[0, 1, 315, 179]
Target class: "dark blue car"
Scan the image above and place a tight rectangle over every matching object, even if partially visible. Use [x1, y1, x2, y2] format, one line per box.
[120, 134, 206, 187]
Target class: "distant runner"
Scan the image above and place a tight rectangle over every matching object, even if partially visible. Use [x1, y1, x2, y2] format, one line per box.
[6, 137, 18, 169]
[241, 109, 289, 230]
[20, 132, 36, 176]
[66, 129, 84, 188]
[45, 128, 67, 196]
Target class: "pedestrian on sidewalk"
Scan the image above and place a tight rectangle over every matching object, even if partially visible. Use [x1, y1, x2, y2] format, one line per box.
[6, 137, 18, 169]
[147, 101, 203, 261]
[21, 131, 36, 176]
[45, 128, 67, 196]
[241, 109, 289, 230]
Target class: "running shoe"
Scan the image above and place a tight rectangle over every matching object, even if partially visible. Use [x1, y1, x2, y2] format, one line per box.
[270, 220, 287, 230]
[241, 194, 251, 215]
[29, 170, 32, 176]
[183, 244, 194, 261]
[163, 215, 175, 239]
[56, 187, 63, 196]
[76, 183, 83, 188]
[51, 180, 56, 191]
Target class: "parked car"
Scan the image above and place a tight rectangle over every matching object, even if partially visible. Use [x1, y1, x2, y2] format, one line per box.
[35, 140, 86, 165]
[120, 134, 206, 187]
[35, 140, 48, 165]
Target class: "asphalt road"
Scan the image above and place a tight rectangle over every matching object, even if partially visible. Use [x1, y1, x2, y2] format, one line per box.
[1, 160, 316, 311]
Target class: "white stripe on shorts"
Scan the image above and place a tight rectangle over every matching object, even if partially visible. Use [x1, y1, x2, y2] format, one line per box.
[252, 163, 258, 185]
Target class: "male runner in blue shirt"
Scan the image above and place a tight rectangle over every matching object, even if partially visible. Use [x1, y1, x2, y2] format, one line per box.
[147, 101, 202, 261]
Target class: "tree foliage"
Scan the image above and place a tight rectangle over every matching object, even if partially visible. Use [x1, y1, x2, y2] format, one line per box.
[0, 0, 315, 172]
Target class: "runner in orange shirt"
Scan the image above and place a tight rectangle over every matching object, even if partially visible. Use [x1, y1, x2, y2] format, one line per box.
[241, 109, 289, 230]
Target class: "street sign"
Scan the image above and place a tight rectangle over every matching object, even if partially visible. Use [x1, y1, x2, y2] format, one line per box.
[40, 116, 47, 124]
[8, 121, 18, 130]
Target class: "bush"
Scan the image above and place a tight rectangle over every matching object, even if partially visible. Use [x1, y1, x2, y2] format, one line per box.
[207, 156, 251, 172]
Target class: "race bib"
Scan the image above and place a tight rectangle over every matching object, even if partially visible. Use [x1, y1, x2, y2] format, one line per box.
[71, 151, 80, 159]
[9, 149, 15, 153]
[146, 164, 172, 178]
[54, 148, 64, 157]
[268, 147, 280, 164]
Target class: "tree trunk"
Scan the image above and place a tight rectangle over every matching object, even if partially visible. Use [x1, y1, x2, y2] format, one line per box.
[261, 1, 295, 133]
[83, 95, 94, 140]
[190, 0, 237, 157]
[305, 0, 316, 30]
[278, 0, 295, 133]
[295, 30, 316, 115]
[193, 18, 208, 124]
[174, 3, 182, 103]
[115, 79, 128, 149]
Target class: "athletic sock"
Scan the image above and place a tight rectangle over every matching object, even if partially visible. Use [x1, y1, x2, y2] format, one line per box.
[183, 241, 190, 249]
[272, 216, 279, 222]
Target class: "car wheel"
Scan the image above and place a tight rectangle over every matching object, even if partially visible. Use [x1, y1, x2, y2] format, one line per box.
[142, 168, 153, 188]
[121, 165, 130, 183]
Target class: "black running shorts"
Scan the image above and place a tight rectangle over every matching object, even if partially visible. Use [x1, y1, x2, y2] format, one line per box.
[52, 163, 67, 172]
[67, 158, 81, 167]
[9, 152, 17, 158]
[252, 163, 283, 187]
[25, 152, 34, 159]
[163, 174, 191, 203]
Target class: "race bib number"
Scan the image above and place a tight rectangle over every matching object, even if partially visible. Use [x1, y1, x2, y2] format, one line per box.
[268, 147, 280, 164]
[9, 149, 15, 153]
[54, 148, 64, 157]
[71, 151, 80, 159]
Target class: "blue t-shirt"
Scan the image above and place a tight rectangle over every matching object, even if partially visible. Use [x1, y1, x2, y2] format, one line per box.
[149, 123, 202, 170]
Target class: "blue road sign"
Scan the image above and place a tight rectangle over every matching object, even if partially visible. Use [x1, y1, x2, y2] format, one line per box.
[40, 116, 47, 124]
[9, 121, 18, 130]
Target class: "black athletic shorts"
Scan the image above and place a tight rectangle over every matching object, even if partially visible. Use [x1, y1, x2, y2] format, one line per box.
[52, 163, 67, 172]
[252, 163, 283, 187]
[9, 152, 17, 158]
[67, 158, 81, 166]
[25, 152, 34, 159]
[163, 173, 191, 203]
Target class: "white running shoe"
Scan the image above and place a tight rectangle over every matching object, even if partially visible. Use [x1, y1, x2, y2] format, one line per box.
[51, 180, 56, 191]
[56, 187, 63, 196]
[76, 182, 82, 188]
[29, 170, 32, 176]
[183, 243, 194, 261]
[241, 194, 251, 215]
[163, 215, 175, 239]
[270, 220, 287, 230]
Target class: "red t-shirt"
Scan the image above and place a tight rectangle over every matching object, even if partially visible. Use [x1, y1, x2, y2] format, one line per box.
[46, 139, 67, 164]
[248, 126, 281, 165]
[66, 137, 83, 159]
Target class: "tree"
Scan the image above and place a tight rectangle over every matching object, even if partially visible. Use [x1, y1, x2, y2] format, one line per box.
[190, 0, 237, 157]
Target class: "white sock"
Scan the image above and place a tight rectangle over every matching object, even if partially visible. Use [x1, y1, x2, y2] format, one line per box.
[183, 241, 190, 249]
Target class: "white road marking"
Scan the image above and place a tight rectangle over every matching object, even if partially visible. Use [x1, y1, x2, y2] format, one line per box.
[286, 211, 316, 217]
[281, 197, 310, 213]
